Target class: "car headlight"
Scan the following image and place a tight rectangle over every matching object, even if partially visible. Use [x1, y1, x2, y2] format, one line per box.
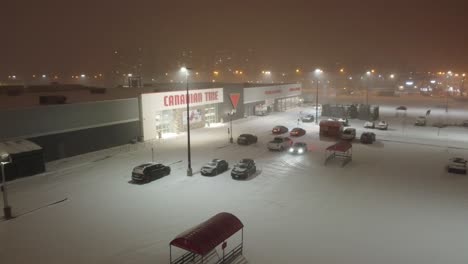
[289, 148, 294, 152]
[298, 149, 304, 153]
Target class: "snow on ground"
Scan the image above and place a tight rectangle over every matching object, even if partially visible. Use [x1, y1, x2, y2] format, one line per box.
[2, 95, 468, 264]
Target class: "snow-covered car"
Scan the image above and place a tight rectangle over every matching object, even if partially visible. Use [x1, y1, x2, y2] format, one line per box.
[131, 163, 171, 183]
[288, 142, 308, 154]
[364, 121, 375, 128]
[377, 121, 388, 130]
[231, 159, 256, 180]
[290, 128, 306, 137]
[462, 120, 468, 127]
[267, 136, 293, 151]
[447, 157, 467, 174]
[311, 104, 322, 111]
[396, 106, 407, 111]
[360, 132, 376, 144]
[341, 127, 356, 140]
[415, 116, 426, 126]
[200, 159, 229, 176]
[328, 117, 349, 126]
[272, 125, 288, 134]
[301, 114, 314, 123]
[237, 134, 258, 145]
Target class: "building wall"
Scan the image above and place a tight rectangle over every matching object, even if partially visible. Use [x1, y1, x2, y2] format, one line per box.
[0, 98, 139, 140]
[29, 121, 140, 162]
[0, 98, 141, 162]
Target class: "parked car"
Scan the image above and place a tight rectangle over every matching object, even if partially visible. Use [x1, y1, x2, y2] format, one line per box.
[237, 134, 258, 145]
[288, 142, 308, 154]
[364, 121, 375, 128]
[447, 157, 467, 174]
[328, 117, 349, 126]
[290, 128, 306, 137]
[396, 106, 407, 110]
[201, 159, 229, 176]
[341, 127, 356, 140]
[360, 132, 376, 144]
[131, 163, 170, 183]
[231, 159, 256, 180]
[311, 104, 322, 111]
[272, 125, 288, 134]
[462, 120, 468, 127]
[267, 136, 293, 151]
[415, 116, 427, 126]
[301, 114, 314, 123]
[377, 121, 388, 130]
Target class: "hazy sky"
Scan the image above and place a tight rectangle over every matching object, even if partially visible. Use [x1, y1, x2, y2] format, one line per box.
[1, 0, 467, 75]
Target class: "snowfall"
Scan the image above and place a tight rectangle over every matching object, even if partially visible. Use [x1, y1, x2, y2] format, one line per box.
[2, 95, 468, 264]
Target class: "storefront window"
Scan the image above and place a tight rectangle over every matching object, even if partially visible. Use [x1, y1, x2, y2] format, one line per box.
[204, 104, 218, 124]
[155, 110, 175, 137]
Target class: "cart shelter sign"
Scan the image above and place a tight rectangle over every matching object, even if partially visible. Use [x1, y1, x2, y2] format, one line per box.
[140, 88, 223, 140]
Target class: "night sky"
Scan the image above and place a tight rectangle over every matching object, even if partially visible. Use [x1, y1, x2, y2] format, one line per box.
[1, 0, 467, 76]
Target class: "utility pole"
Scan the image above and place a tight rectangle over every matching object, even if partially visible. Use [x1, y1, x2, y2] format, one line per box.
[315, 80, 319, 124]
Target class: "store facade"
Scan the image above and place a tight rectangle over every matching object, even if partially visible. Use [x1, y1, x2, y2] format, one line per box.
[139, 88, 224, 141]
[243, 84, 302, 116]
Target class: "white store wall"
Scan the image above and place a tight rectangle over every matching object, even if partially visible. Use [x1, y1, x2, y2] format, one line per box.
[243, 84, 302, 104]
[139, 88, 224, 141]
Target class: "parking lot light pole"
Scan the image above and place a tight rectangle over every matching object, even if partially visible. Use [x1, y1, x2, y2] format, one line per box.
[181, 67, 193, 176]
[1, 153, 12, 219]
[314, 69, 323, 124]
[229, 112, 234, 143]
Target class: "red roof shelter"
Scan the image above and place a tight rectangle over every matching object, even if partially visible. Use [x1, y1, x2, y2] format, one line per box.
[170, 212, 244, 264]
[324, 141, 352, 167]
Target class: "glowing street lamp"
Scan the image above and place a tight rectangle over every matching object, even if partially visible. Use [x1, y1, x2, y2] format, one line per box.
[390, 74, 395, 79]
[180, 67, 193, 176]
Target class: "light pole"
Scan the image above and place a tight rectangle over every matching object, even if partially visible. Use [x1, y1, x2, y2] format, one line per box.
[365, 71, 371, 106]
[181, 67, 193, 176]
[1, 153, 12, 219]
[228, 110, 235, 143]
[314, 69, 323, 124]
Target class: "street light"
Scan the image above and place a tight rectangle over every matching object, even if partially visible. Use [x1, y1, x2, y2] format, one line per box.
[314, 69, 323, 124]
[1, 152, 12, 219]
[180, 67, 193, 176]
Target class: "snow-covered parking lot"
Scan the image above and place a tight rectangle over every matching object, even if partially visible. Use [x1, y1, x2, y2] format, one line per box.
[2, 95, 468, 264]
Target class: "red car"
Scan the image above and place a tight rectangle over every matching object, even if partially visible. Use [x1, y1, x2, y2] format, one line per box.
[272, 125, 288, 134]
[290, 128, 306, 137]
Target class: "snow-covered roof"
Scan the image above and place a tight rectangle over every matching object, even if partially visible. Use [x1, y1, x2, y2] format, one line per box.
[0, 139, 42, 155]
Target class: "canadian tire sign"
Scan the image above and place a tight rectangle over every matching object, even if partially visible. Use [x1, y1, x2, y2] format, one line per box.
[229, 93, 240, 109]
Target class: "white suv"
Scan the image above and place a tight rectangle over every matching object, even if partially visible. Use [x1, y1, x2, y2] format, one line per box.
[267, 137, 293, 151]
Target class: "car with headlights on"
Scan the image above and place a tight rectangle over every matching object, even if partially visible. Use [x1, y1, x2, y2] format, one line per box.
[290, 128, 306, 137]
[200, 159, 229, 176]
[237, 134, 258, 145]
[231, 159, 256, 180]
[272, 125, 288, 134]
[288, 142, 308, 154]
[131, 163, 171, 183]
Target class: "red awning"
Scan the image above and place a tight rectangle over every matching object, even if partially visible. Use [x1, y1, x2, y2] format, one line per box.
[170, 212, 244, 256]
[326, 141, 352, 152]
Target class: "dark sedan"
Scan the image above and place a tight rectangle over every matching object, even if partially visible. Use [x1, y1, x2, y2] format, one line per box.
[237, 134, 258, 145]
[272, 125, 288, 134]
[131, 163, 170, 183]
[231, 159, 256, 180]
[201, 159, 229, 176]
[360, 132, 376, 144]
[290, 128, 306, 137]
